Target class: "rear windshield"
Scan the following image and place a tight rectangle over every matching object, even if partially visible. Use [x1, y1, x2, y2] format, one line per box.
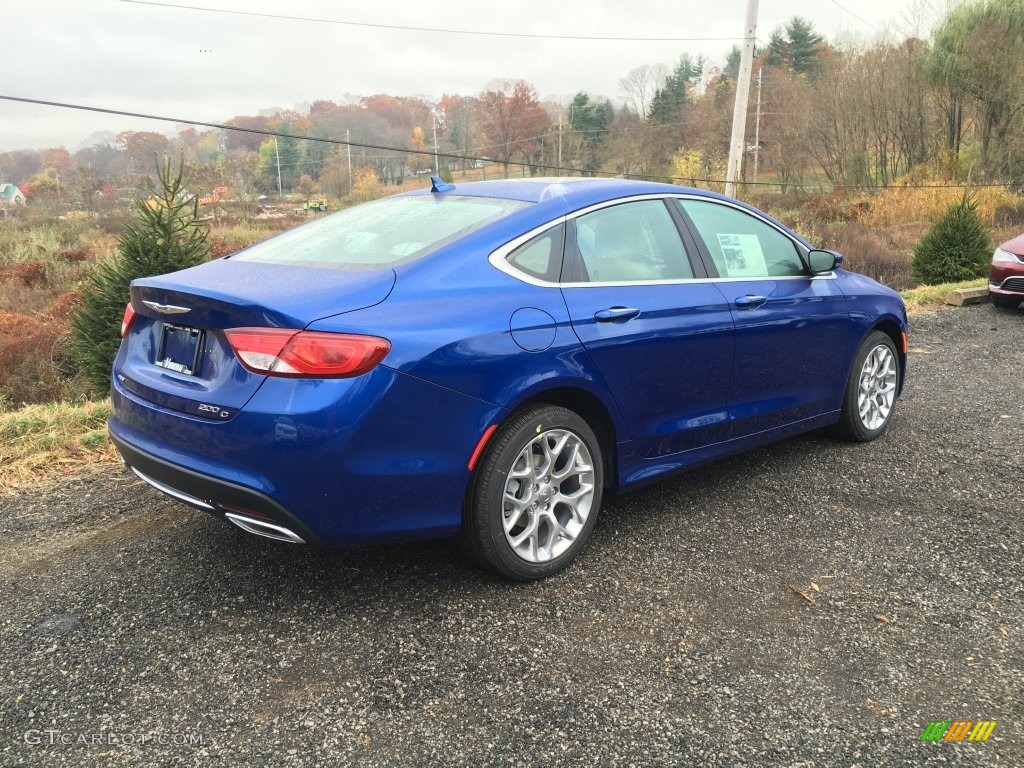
[231, 194, 530, 268]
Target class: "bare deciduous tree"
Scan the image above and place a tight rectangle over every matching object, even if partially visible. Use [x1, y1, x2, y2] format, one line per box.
[618, 64, 669, 119]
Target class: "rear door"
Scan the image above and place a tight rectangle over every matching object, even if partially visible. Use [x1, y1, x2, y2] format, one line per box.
[560, 198, 735, 458]
[674, 198, 849, 435]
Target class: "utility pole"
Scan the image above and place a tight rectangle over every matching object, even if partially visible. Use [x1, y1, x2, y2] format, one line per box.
[274, 136, 283, 197]
[724, 0, 758, 198]
[557, 106, 563, 168]
[431, 114, 441, 176]
[346, 129, 353, 193]
[753, 67, 762, 184]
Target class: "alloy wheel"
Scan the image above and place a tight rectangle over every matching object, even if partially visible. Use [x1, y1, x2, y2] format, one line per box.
[857, 344, 897, 431]
[501, 429, 596, 563]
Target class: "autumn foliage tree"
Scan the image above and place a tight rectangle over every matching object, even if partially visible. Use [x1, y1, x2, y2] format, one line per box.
[476, 81, 550, 175]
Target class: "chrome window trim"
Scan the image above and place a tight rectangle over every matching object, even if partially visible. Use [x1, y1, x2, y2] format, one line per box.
[489, 216, 570, 287]
[488, 193, 826, 288]
[559, 273, 836, 288]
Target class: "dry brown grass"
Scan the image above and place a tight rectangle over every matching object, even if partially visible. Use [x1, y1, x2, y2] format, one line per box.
[819, 222, 914, 291]
[0, 399, 114, 490]
[854, 185, 1018, 228]
[0, 310, 77, 405]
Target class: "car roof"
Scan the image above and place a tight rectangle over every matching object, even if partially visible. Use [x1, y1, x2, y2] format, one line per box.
[398, 176, 812, 251]
[402, 177, 714, 208]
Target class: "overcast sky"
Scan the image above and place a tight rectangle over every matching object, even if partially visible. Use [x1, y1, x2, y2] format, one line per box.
[0, 0, 940, 153]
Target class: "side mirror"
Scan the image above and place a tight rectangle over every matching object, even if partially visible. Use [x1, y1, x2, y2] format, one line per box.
[807, 249, 843, 274]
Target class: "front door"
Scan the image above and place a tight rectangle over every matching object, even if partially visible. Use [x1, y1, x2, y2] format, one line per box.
[675, 198, 849, 436]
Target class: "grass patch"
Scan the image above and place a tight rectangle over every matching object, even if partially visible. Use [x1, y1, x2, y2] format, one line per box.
[0, 399, 114, 490]
[900, 278, 988, 314]
[856, 185, 1018, 229]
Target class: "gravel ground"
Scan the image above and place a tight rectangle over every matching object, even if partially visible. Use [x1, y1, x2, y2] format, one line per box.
[1, 303, 1021, 767]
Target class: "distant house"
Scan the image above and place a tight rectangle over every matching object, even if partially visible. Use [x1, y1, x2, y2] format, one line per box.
[0, 183, 26, 205]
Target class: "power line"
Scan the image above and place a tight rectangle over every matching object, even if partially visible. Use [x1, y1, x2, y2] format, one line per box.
[831, 0, 882, 33]
[119, 0, 742, 42]
[0, 93, 1015, 191]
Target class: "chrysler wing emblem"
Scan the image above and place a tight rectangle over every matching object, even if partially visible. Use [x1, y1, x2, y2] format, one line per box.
[142, 300, 192, 315]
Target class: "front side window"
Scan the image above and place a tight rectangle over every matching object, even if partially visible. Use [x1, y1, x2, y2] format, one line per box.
[676, 199, 807, 278]
[571, 200, 695, 283]
[233, 194, 531, 269]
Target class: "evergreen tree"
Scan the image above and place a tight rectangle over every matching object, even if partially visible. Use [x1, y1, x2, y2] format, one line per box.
[567, 93, 610, 172]
[762, 31, 788, 69]
[70, 155, 210, 395]
[786, 17, 825, 76]
[761, 18, 825, 77]
[648, 54, 704, 125]
[723, 46, 742, 80]
[911, 193, 992, 285]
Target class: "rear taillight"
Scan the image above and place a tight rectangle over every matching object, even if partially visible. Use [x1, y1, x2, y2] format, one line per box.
[121, 302, 137, 337]
[224, 328, 390, 378]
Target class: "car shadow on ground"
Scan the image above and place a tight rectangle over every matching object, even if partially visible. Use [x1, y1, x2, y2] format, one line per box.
[129, 427, 846, 610]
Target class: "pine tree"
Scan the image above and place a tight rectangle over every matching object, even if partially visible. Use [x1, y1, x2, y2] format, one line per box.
[70, 154, 210, 396]
[910, 193, 992, 285]
[761, 18, 825, 77]
[785, 17, 825, 76]
[648, 54, 704, 125]
[568, 92, 609, 170]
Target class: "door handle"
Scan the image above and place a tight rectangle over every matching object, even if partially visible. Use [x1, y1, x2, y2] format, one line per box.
[734, 295, 768, 309]
[594, 307, 641, 323]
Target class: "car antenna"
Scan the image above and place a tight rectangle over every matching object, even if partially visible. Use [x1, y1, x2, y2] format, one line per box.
[430, 175, 455, 193]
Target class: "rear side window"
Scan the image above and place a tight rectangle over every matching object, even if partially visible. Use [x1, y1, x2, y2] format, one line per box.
[233, 195, 531, 268]
[676, 199, 806, 278]
[506, 224, 565, 282]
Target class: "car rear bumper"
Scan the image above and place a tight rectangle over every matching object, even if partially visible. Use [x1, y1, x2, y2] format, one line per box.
[109, 364, 507, 545]
[110, 430, 319, 544]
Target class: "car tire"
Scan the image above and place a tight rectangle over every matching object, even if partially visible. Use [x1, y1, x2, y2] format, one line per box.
[461, 405, 603, 581]
[835, 331, 900, 442]
[991, 295, 1021, 309]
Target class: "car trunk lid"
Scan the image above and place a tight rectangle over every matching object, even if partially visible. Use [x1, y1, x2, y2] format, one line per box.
[118, 260, 395, 418]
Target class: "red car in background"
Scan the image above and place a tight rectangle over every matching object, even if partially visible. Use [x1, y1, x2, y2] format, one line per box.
[990, 234, 1024, 309]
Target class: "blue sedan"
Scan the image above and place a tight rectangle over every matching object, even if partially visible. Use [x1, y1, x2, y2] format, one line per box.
[109, 178, 907, 580]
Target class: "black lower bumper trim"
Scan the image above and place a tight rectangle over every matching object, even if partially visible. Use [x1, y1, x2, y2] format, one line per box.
[109, 431, 320, 545]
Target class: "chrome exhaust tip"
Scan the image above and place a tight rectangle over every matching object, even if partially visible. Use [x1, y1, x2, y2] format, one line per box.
[223, 512, 306, 544]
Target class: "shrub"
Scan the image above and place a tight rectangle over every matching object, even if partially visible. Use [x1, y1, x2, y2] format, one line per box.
[801, 191, 856, 224]
[824, 223, 913, 291]
[911, 193, 992, 286]
[0, 311, 74, 406]
[70, 155, 210, 396]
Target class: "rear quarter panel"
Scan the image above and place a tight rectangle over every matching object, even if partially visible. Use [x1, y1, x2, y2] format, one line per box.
[306, 236, 630, 440]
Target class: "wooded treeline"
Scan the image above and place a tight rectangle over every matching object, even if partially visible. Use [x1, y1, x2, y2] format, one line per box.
[2, 0, 1021, 208]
